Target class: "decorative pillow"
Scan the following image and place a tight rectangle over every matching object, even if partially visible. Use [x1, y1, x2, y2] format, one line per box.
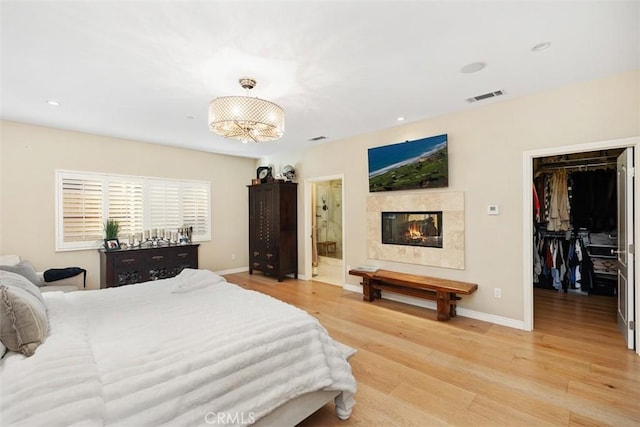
[0, 271, 46, 306]
[0, 284, 49, 356]
[172, 268, 225, 293]
[0, 260, 42, 287]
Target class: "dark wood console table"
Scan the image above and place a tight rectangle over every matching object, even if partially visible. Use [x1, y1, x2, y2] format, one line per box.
[100, 244, 199, 288]
[349, 268, 477, 321]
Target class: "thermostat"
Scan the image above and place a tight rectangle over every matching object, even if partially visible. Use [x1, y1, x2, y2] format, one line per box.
[487, 205, 500, 215]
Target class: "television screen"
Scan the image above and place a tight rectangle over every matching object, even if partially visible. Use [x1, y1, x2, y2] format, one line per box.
[368, 134, 448, 192]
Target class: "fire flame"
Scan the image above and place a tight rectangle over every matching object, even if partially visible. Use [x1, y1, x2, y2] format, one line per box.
[407, 223, 422, 239]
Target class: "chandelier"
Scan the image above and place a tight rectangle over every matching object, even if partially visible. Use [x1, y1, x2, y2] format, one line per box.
[208, 78, 285, 143]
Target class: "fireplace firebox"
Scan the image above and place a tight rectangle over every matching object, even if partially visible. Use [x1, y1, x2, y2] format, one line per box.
[381, 211, 443, 248]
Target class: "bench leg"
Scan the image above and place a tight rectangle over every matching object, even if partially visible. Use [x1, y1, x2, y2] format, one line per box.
[362, 279, 375, 302]
[449, 293, 457, 317]
[436, 291, 451, 321]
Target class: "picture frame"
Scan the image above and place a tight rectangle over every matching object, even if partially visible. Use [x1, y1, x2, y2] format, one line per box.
[104, 238, 121, 251]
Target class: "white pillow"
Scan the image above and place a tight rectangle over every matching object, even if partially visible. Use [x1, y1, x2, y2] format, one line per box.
[172, 268, 225, 293]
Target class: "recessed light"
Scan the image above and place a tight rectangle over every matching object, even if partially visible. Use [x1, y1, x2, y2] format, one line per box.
[532, 41, 551, 52]
[397, 116, 405, 121]
[460, 62, 486, 74]
[46, 100, 60, 106]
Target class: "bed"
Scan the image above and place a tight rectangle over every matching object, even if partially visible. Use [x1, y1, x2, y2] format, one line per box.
[0, 268, 356, 426]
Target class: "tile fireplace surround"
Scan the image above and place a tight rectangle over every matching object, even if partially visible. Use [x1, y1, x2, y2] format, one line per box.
[367, 191, 465, 269]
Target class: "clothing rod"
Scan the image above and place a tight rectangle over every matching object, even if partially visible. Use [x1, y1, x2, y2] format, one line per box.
[537, 154, 618, 165]
[536, 161, 616, 172]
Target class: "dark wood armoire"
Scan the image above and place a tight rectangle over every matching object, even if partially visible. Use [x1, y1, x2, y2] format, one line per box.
[248, 181, 298, 281]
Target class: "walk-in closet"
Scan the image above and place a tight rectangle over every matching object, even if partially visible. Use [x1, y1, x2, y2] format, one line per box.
[534, 149, 622, 296]
[532, 148, 626, 345]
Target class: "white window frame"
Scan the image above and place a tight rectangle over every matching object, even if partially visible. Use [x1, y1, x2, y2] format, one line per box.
[56, 170, 211, 251]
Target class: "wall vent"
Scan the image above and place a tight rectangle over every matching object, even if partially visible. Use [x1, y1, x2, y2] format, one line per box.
[309, 135, 327, 141]
[466, 90, 504, 103]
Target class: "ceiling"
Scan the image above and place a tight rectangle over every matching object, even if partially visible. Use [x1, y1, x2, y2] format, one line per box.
[1, 1, 638, 159]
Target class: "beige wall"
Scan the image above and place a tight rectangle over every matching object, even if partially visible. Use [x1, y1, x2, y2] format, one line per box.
[264, 70, 640, 322]
[0, 121, 255, 289]
[1, 71, 638, 320]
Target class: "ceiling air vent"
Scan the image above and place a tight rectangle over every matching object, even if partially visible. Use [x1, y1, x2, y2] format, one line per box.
[309, 136, 327, 141]
[466, 90, 504, 103]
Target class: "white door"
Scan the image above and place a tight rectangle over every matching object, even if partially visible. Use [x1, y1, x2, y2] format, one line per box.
[616, 148, 635, 349]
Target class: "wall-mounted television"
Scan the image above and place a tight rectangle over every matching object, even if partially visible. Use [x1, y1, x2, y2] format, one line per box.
[368, 134, 448, 192]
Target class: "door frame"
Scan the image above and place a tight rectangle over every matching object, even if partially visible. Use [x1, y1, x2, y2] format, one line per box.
[303, 174, 346, 285]
[522, 136, 640, 355]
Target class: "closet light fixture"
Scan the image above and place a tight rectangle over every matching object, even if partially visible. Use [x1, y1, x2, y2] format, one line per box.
[208, 78, 285, 143]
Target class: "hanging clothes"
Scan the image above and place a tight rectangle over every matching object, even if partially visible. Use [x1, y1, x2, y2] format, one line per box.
[533, 183, 540, 222]
[547, 169, 571, 231]
[534, 170, 571, 231]
[534, 229, 595, 293]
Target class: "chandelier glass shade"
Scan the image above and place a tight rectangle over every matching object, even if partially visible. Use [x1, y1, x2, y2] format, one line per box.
[208, 78, 285, 143]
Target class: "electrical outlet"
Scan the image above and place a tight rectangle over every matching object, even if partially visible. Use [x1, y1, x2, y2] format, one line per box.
[231, 253, 236, 260]
[494, 288, 502, 298]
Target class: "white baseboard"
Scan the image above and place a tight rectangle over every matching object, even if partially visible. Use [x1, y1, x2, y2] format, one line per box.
[215, 266, 249, 275]
[217, 267, 307, 281]
[342, 284, 524, 330]
[343, 284, 362, 293]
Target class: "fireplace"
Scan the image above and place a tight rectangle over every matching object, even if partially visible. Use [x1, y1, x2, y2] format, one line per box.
[381, 211, 443, 248]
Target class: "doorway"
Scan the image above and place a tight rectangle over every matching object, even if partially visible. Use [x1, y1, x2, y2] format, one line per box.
[304, 175, 345, 286]
[522, 136, 639, 355]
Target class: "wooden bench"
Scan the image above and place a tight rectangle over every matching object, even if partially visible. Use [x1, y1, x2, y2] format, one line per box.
[348, 268, 478, 321]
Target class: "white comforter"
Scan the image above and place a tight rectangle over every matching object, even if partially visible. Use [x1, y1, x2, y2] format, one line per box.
[0, 270, 356, 426]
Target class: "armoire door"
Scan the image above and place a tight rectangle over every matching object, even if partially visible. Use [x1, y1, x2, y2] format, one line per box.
[249, 185, 275, 249]
[616, 147, 635, 349]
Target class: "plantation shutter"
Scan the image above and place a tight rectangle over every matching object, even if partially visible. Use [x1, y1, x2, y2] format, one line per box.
[108, 179, 143, 237]
[148, 179, 181, 231]
[58, 173, 103, 249]
[182, 182, 210, 239]
[56, 171, 211, 251]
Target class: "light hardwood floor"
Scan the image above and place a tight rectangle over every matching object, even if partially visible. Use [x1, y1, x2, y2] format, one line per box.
[223, 272, 640, 426]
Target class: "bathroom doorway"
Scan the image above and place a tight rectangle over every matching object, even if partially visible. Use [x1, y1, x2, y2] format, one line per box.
[305, 175, 344, 286]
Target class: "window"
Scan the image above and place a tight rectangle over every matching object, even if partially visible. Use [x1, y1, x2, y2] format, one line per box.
[56, 170, 211, 251]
